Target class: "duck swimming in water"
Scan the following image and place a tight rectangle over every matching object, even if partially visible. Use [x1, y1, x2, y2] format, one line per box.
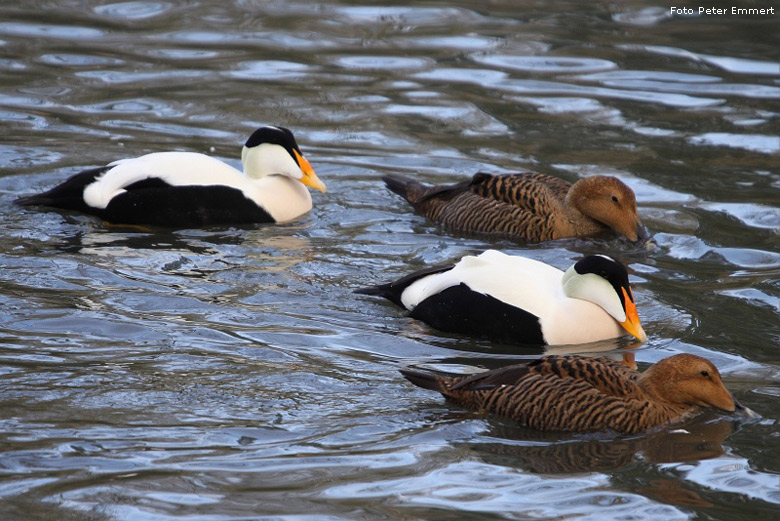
[401, 353, 742, 434]
[15, 126, 327, 227]
[383, 172, 647, 243]
[355, 250, 646, 346]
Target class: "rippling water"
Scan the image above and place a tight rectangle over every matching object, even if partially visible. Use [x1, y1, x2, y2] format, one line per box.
[1, 1, 779, 520]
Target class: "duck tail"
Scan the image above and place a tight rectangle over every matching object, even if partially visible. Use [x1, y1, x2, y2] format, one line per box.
[354, 261, 456, 309]
[14, 193, 51, 207]
[400, 368, 448, 392]
[15, 166, 107, 211]
[15, 190, 83, 210]
[353, 285, 382, 296]
[353, 282, 405, 308]
[382, 174, 429, 203]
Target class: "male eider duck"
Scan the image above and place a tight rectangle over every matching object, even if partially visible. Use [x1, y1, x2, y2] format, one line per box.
[383, 172, 648, 243]
[355, 250, 646, 345]
[15, 126, 327, 227]
[401, 353, 742, 434]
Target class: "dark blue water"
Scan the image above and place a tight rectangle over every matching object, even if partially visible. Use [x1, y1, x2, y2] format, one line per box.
[1, 2, 778, 520]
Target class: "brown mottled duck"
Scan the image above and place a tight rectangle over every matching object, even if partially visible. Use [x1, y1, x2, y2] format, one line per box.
[401, 354, 744, 434]
[383, 172, 648, 243]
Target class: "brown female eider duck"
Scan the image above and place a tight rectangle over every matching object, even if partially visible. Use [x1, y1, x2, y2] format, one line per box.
[355, 250, 646, 345]
[15, 126, 327, 227]
[383, 172, 647, 243]
[401, 353, 742, 434]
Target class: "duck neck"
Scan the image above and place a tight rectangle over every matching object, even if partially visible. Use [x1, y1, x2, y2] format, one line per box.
[563, 184, 610, 236]
[637, 372, 696, 420]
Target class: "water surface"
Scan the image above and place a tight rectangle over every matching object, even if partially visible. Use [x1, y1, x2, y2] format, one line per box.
[1, 1, 778, 520]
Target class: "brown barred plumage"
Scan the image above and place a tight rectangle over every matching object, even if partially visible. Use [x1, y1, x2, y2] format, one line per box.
[383, 172, 647, 243]
[401, 354, 739, 434]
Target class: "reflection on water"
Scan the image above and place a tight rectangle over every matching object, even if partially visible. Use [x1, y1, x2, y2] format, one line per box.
[467, 414, 740, 474]
[0, 1, 779, 520]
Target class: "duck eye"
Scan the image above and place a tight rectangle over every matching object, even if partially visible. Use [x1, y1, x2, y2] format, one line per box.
[701, 370, 709, 378]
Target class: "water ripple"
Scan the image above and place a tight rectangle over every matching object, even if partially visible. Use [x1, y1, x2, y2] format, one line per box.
[689, 133, 780, 154]
[415, 69, 724, 107]
[334, 5, 478, 25]
[38, 53, 124, 68]
[681, 458, 780, 505]
[227, 60, 313, 80]
[579, 77, 780, 99]
[324, 459, 689, 519]
[577, 70, 722, 84]
[77, 69, 208, 84]
[395, 34, 501, 51]
[612, 7, 671, 26]
[0, 1, 778, 519]
[333, 55, 433, 71]
[700, 202, 780, 231]
[0, 21, 104, 40]
[93, 1, 173, 20]
[0, 145, 62, 169]
[471, 54, 617, 73]
[620, 45, 780, 76]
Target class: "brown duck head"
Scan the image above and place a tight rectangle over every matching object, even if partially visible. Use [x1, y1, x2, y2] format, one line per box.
[567, 176, 648, 242]
[639, 354, 736, 412]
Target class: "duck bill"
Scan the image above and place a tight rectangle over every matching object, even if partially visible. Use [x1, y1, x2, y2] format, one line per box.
[733, 397, 760, 419]
[620, 287, 647, 342]
[634, 219, 650, 243]
[622, 214, 650, 244]
[293, 149, 327, 193]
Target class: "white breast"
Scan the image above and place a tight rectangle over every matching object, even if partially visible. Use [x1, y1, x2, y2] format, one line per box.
[244, 175, 313, 222]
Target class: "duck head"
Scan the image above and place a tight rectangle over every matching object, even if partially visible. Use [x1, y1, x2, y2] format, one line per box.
[241, 126, 327, 192]
[567, 176, 647, 242]
[561, 255, 647, 342]
[639, 354, 737, 413]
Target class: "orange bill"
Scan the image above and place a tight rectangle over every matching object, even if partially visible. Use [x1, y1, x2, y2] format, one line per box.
[293, 149, 327, 193]
[619, 286, 647, 342]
